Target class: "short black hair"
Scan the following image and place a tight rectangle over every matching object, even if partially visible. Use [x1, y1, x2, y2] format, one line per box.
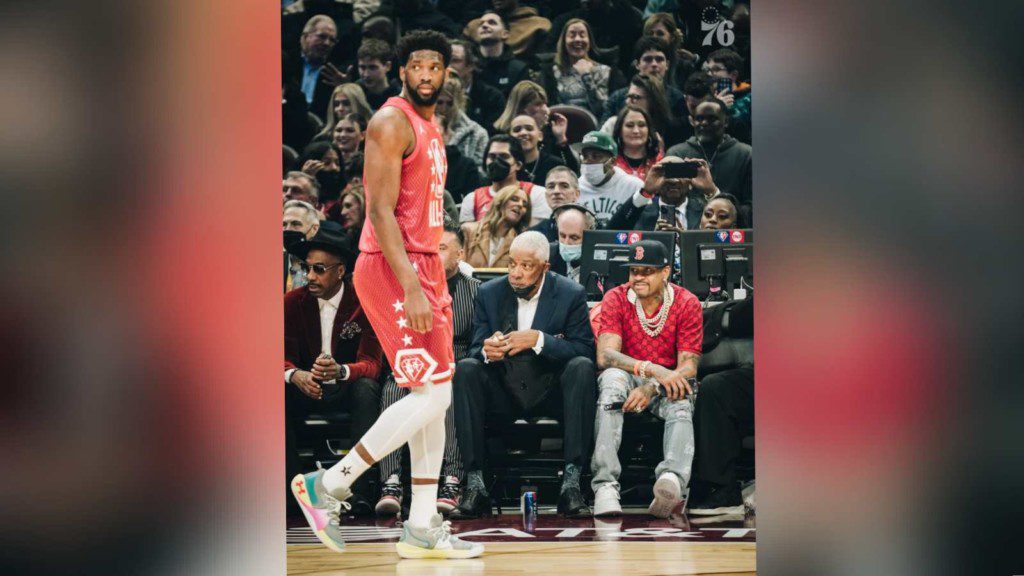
[683, 71, 713, 98]
[707, 48, 743, 75]
[396, 30, 452, 68]
[442, 219, 465, 246]
[486, 134, 525, 166]
[633, 35, 669, 60]
[697, 96, 730, 117]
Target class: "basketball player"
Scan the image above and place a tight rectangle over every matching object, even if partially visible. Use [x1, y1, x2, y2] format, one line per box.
[291, 31, 483, 560]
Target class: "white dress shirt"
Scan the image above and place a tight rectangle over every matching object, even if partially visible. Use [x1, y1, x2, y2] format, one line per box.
[483, 276, 546, 362]
[285, 284, 349, 384]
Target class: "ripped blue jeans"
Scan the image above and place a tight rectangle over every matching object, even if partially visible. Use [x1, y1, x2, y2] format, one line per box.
[590, 368, 695, 493]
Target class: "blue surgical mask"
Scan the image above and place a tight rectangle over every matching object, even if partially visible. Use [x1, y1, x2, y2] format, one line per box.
[559, 242, 583, 264]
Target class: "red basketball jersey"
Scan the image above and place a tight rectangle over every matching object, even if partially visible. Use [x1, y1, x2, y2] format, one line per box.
[359, 96, 448, 255]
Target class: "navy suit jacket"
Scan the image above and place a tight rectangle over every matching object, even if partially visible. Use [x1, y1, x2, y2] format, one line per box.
[469, 271, 595, 363]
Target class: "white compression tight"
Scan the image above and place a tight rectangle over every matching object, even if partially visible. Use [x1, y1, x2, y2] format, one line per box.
[322, 380, 450, 526]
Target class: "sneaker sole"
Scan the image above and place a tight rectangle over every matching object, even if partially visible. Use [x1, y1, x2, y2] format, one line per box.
[290, 473, 345, 553]
[395, 542, 484, 559]
[648, 476, 682, 518]
[375, 497, 401, 516]
[688, 504, 745, 516]
[593, 502, 622, 517]
[436, 499, 457, 514]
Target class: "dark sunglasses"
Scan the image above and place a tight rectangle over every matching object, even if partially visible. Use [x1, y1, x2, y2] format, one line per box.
[300, 262, 342, 275]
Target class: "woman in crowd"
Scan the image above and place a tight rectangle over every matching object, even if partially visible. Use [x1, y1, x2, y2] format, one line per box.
[541, 19, 624, 117]
[332, 113, 366, 175]
[461, 185, 532, 269]
[494, 81, 579, 174]
[700, 192, 746, 230]
[316, 83, 373, 142]
[602, 74, 682, 148]
[436, 74, 488, 167]
[510, 114, 563, 185]
[612, 106, 664, 181]
[337, 186, 366, 238]
[297, 140, 345, 203]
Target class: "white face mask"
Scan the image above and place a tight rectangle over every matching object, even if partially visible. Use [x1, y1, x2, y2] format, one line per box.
[580, 162, 607, 186]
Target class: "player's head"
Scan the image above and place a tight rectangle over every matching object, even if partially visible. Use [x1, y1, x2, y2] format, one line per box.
[396, 31, 452, 106]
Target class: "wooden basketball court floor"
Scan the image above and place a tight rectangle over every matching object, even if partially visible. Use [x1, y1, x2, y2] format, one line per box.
[287, 510, 756, 575]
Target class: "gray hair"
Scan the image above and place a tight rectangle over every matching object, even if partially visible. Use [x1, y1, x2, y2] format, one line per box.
[285, 170, 320, 199]
[555, 205, 597, 231]
[303, 14, 337, 35]
[510, 231, 551, 262]
[283, 200, 321, 226]
[545, 165, 579, 191]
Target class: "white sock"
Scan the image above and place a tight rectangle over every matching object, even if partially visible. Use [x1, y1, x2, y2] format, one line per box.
[322, 450, 371, 497]
[408, 483, 439, 527]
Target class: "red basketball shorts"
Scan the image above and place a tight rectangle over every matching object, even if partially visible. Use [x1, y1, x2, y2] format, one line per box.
[353, 251, 454, 388]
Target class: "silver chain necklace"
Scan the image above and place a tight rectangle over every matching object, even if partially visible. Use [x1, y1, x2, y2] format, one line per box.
[629, 287, 674, 337]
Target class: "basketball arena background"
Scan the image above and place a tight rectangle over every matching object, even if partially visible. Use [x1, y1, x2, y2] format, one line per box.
[0, 0, 1021, 574]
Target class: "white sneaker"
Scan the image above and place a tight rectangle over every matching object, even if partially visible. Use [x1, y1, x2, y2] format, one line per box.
[742, 481, 756, 512]
[593, 484, 622, 516]
[648, 473, 683, 518]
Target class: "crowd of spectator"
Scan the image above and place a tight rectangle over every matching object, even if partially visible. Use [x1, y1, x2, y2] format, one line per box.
[283, 0, 754, 520]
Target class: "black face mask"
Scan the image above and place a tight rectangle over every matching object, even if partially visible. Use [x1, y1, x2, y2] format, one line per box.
[284, 230, 306, 250]
[510, 278, 540, 299]
[486, 156, 512, 183]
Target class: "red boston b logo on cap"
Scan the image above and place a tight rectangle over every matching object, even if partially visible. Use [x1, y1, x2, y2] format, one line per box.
[635, 246, 645, 260]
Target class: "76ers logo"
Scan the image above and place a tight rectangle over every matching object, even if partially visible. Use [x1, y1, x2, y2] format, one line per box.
[427, 138, 447, 227]
[394, 348, 438, 386]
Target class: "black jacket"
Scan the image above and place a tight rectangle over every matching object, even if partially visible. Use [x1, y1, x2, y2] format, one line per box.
[666, 135, 753, 208]
[445, 144, 483, 205]
[466, 79, 505, 134]
[476, 48, 531, 97]
[469, 272, 595, 362]
[606, 193, 706, 232]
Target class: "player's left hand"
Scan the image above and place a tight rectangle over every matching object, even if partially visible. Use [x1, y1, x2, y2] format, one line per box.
[404, 288, 433, 333]
[504, 330, 541, 356]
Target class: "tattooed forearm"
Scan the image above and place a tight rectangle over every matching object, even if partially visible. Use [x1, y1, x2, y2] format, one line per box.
[676, 351, 700, 379]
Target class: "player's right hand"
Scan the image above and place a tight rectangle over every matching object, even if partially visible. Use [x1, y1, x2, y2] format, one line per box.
[404, 288, 433, 333]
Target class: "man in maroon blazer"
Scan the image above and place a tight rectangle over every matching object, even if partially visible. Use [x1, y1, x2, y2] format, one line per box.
[285, 227, 384, 515]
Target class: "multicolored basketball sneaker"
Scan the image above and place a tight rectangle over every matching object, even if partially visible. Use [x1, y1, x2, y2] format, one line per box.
[290, 466, 353, 553]
[395, 513, 484, 559]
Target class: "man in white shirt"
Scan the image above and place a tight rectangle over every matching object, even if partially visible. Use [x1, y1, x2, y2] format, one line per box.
[450, 232, 597, 519]
[577, 131, 645, 225]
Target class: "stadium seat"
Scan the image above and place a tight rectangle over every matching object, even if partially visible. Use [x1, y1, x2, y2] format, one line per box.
[549, 105, 597, 146]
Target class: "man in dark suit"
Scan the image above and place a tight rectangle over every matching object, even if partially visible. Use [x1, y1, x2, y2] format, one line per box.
[451, 231, 597, 519]
[282, 14, 341, 122]
[607, 156, 719, 233]
[285, 228, 384, 515]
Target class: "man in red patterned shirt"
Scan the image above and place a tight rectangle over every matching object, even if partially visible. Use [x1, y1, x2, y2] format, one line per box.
[591, 240, 703, 518]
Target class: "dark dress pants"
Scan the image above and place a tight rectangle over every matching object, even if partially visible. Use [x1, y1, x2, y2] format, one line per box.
[453, 356, 597, 473]
[286, 376, 382, 510]
[692, 367, 754, 488]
